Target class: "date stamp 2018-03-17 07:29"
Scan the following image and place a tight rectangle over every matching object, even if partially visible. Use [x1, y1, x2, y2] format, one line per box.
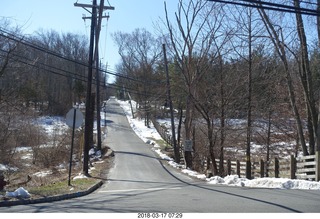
[137, 213, 183, 219]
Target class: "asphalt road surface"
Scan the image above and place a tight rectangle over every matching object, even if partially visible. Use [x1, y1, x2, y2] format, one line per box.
[1, 98, 320, 213]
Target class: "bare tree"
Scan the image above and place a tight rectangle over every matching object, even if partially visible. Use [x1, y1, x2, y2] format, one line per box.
[164, 0, 228, 171]
[112, 28, 163, 126]
[317, 0, 320, 152]
[28, 29, 88, 115]
[293, 0, 318, 155]
[227, 4, 267, 178]
[257, 4, 309, 155]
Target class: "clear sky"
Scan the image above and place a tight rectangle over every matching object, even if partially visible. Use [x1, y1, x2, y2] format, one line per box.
[0, 0, 178, 82]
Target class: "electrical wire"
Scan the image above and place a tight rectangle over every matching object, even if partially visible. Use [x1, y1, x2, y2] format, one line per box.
[0, 27, 166, 85]
[299, 0, 318, 7]
[207, 0, 320, 16]
[0, 48, 164, 98]
[241, 0, 318, 14]
[101, 13, 109, 60]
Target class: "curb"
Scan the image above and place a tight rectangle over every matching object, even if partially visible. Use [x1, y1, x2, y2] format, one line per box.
[0, 180, 103, 207]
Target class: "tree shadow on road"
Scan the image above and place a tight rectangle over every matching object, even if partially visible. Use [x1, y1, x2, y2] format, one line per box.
[115, 151, 171, 162]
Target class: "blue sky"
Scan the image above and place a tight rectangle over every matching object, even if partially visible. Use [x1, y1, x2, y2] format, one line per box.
[1, 0, 178, 81]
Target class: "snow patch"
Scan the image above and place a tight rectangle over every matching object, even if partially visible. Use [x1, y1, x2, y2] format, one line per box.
[32, 170, 53, 177]
[0, 164, 18, 172]
[73, 173, 89, 180]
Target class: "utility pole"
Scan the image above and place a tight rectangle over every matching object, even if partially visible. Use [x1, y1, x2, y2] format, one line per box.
[74, 2, 114, 11]
[77, 0, 96, 176]
[95, 0, 112, 151]
[81, 2, 111, 151]
[95, 0, 104, 151]
[163, 44, 180, 163]
[75, 0, 114, 176]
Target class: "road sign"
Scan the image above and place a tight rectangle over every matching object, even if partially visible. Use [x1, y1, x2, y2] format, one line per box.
[66, 108, 84, 186]
[66, 108, 84, 128]
[184, 140, 193, 152]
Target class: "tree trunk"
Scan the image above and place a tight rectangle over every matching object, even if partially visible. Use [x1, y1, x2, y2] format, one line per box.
[294, 0, 317, 155]
[317, 0, 320, 152]
[177, 104, 183, 147]
[207, 122, 218, 175]
[184, 94, 193, 169]
[258, 7, 308, 156]
[219, 55, 225, 176]
[246, 9, 253, 180]
[266, 109, 272, 177]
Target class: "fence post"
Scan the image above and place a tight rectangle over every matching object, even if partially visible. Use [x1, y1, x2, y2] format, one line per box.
[316, 151, 320, 182]
[227, 159, 231, 175]
[260, 159, 264, 178]
[236, 160, 240, 177]
[275, 157, 279, 178]
[290, 155, 296, 180]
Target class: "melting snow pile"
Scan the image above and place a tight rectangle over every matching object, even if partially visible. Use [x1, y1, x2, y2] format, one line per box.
[206, 175, 320, 190]
[73, 173, 89, 180]
[6, 187, 31, 199]
[89, 148, 102, 160]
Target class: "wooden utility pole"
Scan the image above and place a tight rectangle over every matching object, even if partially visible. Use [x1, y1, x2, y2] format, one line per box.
[74, 2, 114, 11]
[95, 0, 105, 151]
[79, 0, 96, 176]
[95, 0, 112, 151]
[163, 44, 180, 164]
[74, 0, 114, 176]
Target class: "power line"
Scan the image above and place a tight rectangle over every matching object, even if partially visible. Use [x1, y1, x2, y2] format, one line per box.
[0, 48, 163, 98]
[101, 13, 109, 59]
[0, 28, 165, 85]
[208, 0, 320, 16]
[241, 0, 318, 14]
[0, 49, 87, 84]
[299, 0, 318, 7]
[0, 28, 88, 68]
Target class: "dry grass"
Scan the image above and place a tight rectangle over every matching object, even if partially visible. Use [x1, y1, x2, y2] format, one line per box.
[1, 146, 114, 200]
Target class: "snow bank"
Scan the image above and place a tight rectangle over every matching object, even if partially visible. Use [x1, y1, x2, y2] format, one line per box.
[246, 177, 320, 190]
[206, 175, 320, 190]
[117, 100, 163, 143]
[182, 169, 207, 180]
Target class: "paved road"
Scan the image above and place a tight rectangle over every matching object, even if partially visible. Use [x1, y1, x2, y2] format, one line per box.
[1, 98, 320, 213]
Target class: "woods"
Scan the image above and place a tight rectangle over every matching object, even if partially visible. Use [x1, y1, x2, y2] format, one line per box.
[113, 0, 320, 177]
[0, 21, 92, 169]
[1, 26, 90, 115]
